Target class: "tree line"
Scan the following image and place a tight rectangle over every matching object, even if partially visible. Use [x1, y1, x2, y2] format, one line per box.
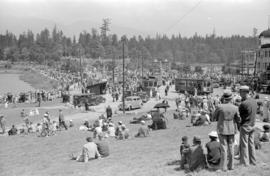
[0, 19, 258, 68]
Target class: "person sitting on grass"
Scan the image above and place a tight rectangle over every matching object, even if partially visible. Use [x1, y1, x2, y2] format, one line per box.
[20, 124, 28, 135]
[180, 136, 191, 169]
[0, 114, 6, 134]
[193, 110, 210, 126]
[135, 120, 149, 137]
[115, 121, 123, 137]
[69, 120, 74, 128]
[117, 125, 129, 140]
[185, 136, 206, 172]
[95, 134, 110, 157]
[8, 125, 18, 136]
[93, 124, 103, 139]
[260, 125, 270, 142]
[70, 137, 101, 162]
[205, 131, 221, 168]
[107, 122, 115, 137]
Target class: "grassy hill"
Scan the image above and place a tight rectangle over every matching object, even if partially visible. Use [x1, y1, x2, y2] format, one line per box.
[1, 110, 270, 176]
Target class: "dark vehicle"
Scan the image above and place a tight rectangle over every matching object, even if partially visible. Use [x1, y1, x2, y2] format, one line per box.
[73, 93, 106, 107]
[175, 78, 213, 95]
[123, 90, 133, 99]
[134, 92, 150, 103]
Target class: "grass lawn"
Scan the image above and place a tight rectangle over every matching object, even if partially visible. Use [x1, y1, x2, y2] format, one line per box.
[19, 69, 59, 91]
[1, 110, 270, 176]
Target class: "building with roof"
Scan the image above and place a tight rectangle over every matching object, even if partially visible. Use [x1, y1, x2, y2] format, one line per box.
[256, 28, 270, 82]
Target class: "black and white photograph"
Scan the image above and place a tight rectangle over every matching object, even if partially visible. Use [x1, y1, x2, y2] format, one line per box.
[0, 0, 270, 175]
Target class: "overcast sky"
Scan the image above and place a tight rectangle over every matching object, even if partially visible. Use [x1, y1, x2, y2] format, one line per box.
[0, 0, 269, 37]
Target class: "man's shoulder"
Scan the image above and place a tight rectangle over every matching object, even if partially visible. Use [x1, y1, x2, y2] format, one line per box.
[241, 98, 257, 107]
[84, 142, 96, 148]
[220, 103, 238, 110]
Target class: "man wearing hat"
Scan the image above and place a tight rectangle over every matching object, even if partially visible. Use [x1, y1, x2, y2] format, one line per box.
[213, 90, 241, 171]
[206, 131, 221, 167]
[186, 136, 206, 172]
[238, 85, 257, 166]
[260, 125, 270, 142]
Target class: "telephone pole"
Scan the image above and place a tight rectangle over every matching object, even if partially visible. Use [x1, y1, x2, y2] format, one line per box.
[80, 48, 83, 93]
[112, 50, 115, 89]
[122, 37, 126, 114]
[141, 52, 144, 79]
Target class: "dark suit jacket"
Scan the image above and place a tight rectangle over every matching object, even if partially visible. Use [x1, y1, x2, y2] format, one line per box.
[239, 97, 257, 132]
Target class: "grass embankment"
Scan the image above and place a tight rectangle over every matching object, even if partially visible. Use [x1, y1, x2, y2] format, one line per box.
[19, 69, 59, 91]
[1, 110, 270, 176]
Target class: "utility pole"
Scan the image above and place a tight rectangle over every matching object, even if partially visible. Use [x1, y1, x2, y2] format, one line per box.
[80, 48, 83, 93]
[254, 50, 258, 77]
[241, 53, 244, 79]
[141, 51, 144, 79]
[122, 37, 126, 114]
[112, 50, 115, 90]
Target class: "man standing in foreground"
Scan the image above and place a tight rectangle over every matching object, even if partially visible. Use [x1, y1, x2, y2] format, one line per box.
[214, 90, 241, 171]
[239, 86, 256, 166]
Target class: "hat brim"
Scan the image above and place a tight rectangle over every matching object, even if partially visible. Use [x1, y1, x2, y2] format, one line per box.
[223, 95, 233, 100]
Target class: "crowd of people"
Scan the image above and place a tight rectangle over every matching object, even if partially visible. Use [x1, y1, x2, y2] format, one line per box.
[0, 109, 74, 137]
[176, 85, 270, 173]
[1, 63, 270, 174]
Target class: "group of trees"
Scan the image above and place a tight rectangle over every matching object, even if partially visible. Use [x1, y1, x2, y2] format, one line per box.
[0, 19, 258, 68]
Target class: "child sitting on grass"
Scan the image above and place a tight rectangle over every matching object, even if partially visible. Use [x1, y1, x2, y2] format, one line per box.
[260, 125, 270, 142]
[180, 136, 190, 169]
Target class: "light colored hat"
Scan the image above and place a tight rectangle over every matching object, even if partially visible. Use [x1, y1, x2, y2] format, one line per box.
[239, 85, 249, 91]
[44, 114, 48, 117]
[265, 97, 269, 100]
[118, 121, 122, 125]
[208, 131, 218, 138]
[141, 120, 145, 124]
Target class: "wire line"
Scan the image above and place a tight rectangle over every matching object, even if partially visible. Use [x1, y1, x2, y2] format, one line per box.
[165, 0, 203, 32]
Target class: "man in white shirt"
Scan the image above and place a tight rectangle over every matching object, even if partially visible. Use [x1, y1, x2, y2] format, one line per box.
[74, 137, 101, 162]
